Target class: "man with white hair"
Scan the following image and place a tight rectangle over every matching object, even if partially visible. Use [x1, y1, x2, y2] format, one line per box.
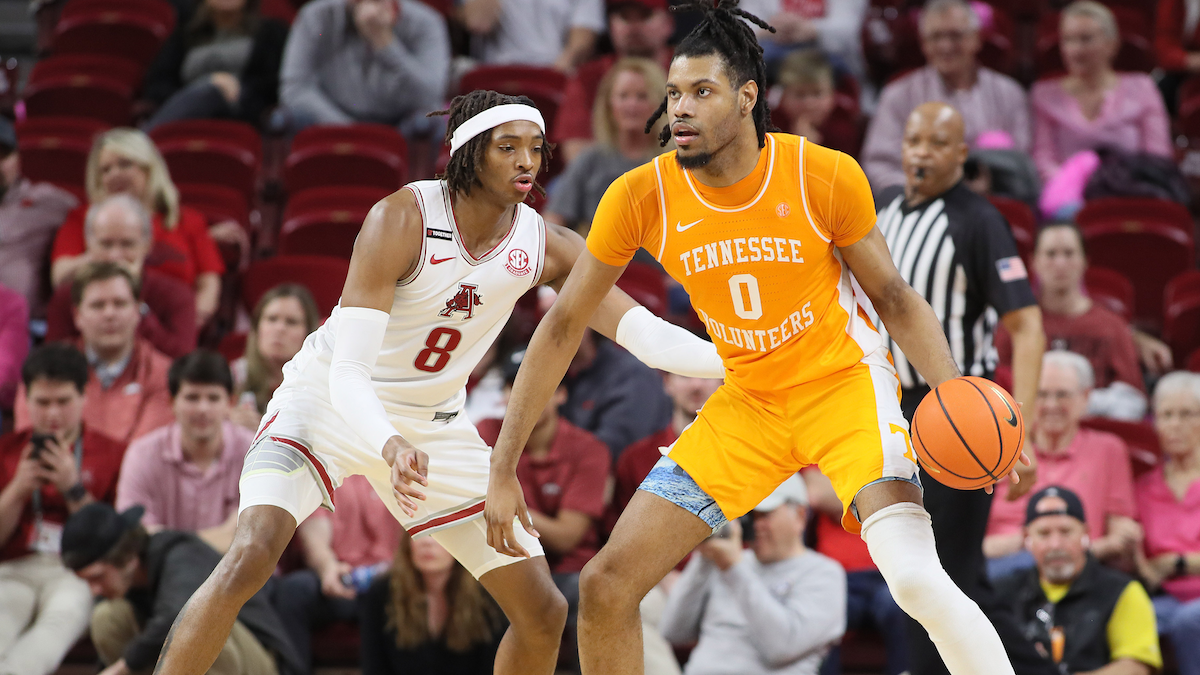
[659, 474, 846, 675]
[43, 194, 197, 358]
[861, 0, 1030, 189]
[984, 350, 1141, 578]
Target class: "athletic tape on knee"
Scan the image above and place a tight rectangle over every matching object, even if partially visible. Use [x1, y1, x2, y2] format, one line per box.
[861, 502, 1015, 675]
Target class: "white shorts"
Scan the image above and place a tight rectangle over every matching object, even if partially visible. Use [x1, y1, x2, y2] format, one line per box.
[238, 385, 543, 579]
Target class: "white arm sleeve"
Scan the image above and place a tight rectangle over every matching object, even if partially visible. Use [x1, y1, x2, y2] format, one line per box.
[328, 307, 399, 454]
[615, 306, 725, 379]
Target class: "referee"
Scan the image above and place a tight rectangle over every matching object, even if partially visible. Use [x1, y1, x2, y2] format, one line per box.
[873, 102, 1048, 675]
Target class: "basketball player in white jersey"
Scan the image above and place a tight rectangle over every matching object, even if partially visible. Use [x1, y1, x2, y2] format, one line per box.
[149, 91, 724, 675]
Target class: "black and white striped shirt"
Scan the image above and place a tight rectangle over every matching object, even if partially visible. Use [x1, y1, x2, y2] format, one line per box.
[874, 182, 1036, 390]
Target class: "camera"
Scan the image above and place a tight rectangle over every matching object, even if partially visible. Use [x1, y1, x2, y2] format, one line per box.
[29, 433, 54, 461]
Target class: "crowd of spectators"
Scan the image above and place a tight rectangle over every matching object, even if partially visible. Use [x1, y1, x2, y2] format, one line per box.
[6, 0, 1200, 674]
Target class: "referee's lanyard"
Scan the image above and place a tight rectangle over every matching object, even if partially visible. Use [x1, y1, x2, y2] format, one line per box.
[29, 436, 84, 554]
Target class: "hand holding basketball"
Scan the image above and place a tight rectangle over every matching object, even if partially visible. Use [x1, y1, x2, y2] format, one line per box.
[910, 376, 1026, 491]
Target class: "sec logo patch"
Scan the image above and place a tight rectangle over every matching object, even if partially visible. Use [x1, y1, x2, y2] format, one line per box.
[776, 202, 791, 218]
[505, 249, 531, 277]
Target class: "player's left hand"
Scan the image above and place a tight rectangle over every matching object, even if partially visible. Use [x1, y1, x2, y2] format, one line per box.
[381, 435, 428, 517]
[985, 450, 1034, 498]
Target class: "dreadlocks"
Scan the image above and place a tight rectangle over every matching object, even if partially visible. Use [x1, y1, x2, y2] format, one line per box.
[645, 0, 777, 148]
[428, 90, 553, 199]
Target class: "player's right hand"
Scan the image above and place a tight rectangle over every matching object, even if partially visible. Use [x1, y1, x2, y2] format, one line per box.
[381, 436, 428, 517]
[484, 472, 539, 559]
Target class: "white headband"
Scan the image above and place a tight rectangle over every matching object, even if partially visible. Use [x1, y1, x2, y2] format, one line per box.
[449, 104, 546, 156]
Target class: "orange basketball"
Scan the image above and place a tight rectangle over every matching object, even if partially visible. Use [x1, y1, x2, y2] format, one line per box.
[910, 376, 1025, 490]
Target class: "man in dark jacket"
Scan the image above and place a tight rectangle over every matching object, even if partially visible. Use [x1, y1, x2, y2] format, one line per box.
[61, 502, 302, 675]
[995, 486, 1161, 675]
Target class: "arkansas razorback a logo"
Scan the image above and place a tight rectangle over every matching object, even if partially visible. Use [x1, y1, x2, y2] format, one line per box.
[439, 283, 483, 320]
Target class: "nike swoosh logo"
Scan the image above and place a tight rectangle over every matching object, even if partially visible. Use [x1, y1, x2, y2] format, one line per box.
[430, 255, 455, 265]
[989, 385, 1019, 427]
[676, 219, 703, 232]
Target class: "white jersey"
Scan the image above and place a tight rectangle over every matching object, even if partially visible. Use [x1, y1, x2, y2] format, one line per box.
[277, 179, 547, 412]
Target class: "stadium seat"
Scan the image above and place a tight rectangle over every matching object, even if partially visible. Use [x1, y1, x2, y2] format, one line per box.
[22, 74, 133, 126]
[156, 138, 259, 201]
[861, 4, 923, 86]
[149, 119, 263, 162]
[291, 123, 407, 157]
[243, 255, 349, 317]
[28, 53, 144, 92]
[1083, 267, 1135, 323]
[52, 10, 170, 66]
[1077, 197, 1194, 238]
[259, 0, 296, 23]
[15, 115, 109, 142]
[1080, 220, 1194, 330]
[1079, 418, 1160, 476]
[216, 331, 247, 363]
[284, 143, 406, 194]
[458, 65, 568, 99]
[1164, 270, 1200, 365]
[1188, 347, 1200, 373]
[988, 196, 1035, 263]
[58, 0, 175, 36]
[284, 186, 391, 220]
[277, 208, 371, 259]
[616, 262, 668, 318]
[177, 183, 251, 234]
[16, 134, 92, 194]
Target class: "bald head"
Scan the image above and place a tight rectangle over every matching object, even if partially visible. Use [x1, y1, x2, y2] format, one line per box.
[900, 102, 969, 204]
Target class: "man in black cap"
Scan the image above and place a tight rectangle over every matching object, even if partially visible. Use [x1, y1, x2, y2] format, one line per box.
[61, 502, 302, 675]
[994, 486, 1161, 675]
[0, 115, 79, 322]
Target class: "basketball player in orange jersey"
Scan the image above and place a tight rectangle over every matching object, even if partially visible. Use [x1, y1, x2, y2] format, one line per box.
[485, 2, 1030, 674]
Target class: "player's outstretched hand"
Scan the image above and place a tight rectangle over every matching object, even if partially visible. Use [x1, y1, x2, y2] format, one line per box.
[485, 472, 539, 559]
[381, 436, 428, 517]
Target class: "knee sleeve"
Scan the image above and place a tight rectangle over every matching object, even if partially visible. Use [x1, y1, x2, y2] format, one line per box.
[861, 503, 1015, 675]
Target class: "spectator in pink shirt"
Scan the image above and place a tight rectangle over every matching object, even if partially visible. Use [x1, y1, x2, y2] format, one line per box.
[984, 350, 1141, 579]
[115, 350, 251, 554]
[0, 284, 29, 412]
[1030, 2, 1172, 187]
[273, 474, 402, 675]
[1136, 371, 1200, 675]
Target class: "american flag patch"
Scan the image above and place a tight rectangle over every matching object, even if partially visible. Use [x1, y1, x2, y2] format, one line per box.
[996, 256, 1028, 282]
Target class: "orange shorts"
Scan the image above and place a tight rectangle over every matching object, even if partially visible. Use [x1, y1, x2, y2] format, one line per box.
[667, 360, 920, 533]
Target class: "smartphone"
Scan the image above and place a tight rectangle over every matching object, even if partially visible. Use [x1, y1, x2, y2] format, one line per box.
[30, 433, 54, 461]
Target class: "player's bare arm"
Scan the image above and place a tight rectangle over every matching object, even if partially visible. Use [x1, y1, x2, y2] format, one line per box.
[539, 222, 637, 339]
[486, 248, 624, 558]
[840, 226, 1031, 490]
[332, 191, 430, 517]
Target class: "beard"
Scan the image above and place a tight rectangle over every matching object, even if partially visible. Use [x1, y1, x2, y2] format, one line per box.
[675, 150, 713, 169]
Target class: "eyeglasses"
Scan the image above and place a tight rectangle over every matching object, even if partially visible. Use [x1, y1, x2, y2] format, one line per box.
[921, 30, 972, 44]
[1156, 409, 1200, 423]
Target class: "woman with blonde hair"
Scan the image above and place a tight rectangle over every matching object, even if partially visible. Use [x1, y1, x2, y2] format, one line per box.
[49, 128, 228, 324]
[546, 57, 670, 236]
[358, 535, 506, 675]
[229, 283, 320, 430]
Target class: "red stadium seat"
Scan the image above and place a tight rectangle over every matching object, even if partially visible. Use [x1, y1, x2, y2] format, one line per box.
[59, 0, 175, 35]
[1079, 418, 1160, 476]
[258, 0, 296, 23]
[458, 66, 568, 99]
[243, 255, 349, 317]
[1083, 267, 1135, 323]
[15, 115, 109, 142]
[22, 74, 133, 126]
[277, 208, 370, 259]
[28, 53, 144, 92]
[284, 144, 406, 194]
[616, 262, 668, 318]
[177, 183, 251, 233]
[1164, 270, 1200, 365]
[1077, 197, 1194, 238]
[285, 186, 391, 220]
[1188, 347, 1200, 372]
[149, 119, 262, 162]
[988, 196, 1036, 263]
[861, 5, 923, 86]
[52, 10, 170, 65]
[1080, 220, 1194, 330]
[217, 331, 247, 363]
[16, 134, 92, 193]
[156, 138, 259, 201]
[291, 124, 406, 158]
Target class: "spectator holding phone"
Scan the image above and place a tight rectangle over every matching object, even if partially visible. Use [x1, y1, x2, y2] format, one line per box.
[0, 344, 126, 675]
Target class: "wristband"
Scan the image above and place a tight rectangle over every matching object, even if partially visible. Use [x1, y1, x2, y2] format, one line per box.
[65, 481, 87, 503]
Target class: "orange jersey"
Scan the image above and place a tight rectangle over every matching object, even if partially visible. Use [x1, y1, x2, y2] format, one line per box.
[588, 133, 888, 394]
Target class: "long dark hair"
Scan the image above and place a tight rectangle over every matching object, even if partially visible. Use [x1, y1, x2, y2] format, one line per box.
[645, 0, 777, 148]
[428, 90, 555, 199]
